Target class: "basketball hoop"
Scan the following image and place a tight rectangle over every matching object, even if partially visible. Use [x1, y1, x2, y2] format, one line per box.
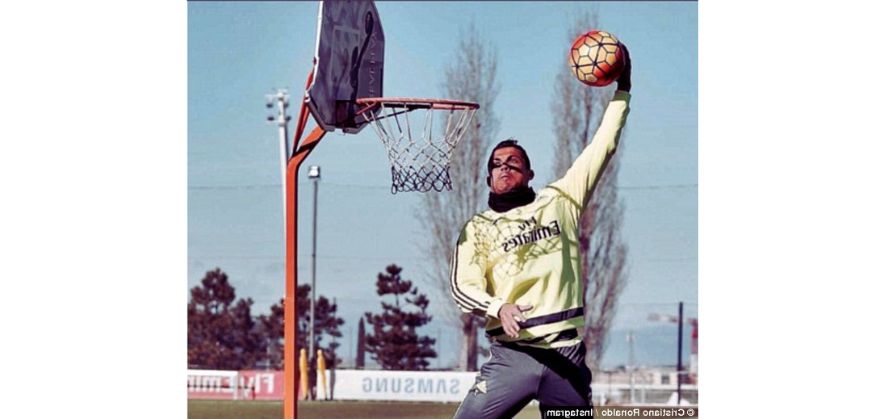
[355, 97, 479, 194]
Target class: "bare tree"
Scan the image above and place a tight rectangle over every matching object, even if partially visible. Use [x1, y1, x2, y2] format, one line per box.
[415, 22, 500, 371]
[551, 11, 628, 370]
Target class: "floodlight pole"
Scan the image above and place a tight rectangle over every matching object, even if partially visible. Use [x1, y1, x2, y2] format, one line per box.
[627, 329, 635, 404]
[266, 89, 292, 220]
[677, 301, 684, 404]
[284, 70, 326, 419]
[307, 165, 321, 400]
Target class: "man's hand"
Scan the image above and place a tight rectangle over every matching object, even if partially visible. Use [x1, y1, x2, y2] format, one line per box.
[498, 303, 533, 338]
[616, 43, 632, 92]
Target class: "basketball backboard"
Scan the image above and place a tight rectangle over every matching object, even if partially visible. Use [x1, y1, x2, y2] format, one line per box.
[307, 0, 385, 134]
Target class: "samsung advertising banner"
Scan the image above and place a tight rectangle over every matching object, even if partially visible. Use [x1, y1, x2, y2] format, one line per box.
[332, 370, 477, 402]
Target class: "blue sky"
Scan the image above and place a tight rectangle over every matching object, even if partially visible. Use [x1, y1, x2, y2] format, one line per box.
[188, 1, 697, 368]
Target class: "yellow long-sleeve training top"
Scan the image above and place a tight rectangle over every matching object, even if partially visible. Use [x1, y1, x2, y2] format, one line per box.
[450, 91, 631, 349]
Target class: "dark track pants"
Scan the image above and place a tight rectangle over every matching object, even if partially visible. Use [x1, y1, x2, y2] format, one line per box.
[453, 340, 592, 419]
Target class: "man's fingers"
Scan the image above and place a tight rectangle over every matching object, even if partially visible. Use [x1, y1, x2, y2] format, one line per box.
[499, 305, 527, 338]
[502, 312, 520, 338]
[507, 326, 517, 338]
[513, 305, 532, 323]
[511, 314, 521, 336]
[503, 320, 516, 338]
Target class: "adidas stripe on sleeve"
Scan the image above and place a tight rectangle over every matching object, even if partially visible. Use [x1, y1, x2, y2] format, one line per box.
[450, 221, 505, 319]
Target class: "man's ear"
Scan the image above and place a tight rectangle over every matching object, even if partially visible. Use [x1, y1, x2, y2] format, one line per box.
[528, 169, 535, 181]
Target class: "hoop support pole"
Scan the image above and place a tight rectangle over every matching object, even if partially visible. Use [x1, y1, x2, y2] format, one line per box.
[284, 68, 326, 419]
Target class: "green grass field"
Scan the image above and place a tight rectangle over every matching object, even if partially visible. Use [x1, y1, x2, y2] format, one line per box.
[189, 400, 699, 419]
[188, 400, 541, 419]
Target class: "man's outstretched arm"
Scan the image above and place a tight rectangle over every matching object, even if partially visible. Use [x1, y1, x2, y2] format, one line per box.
[550, 45, 632, 210]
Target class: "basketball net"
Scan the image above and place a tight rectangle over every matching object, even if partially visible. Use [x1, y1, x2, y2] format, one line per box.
[356, 98, 479, 194]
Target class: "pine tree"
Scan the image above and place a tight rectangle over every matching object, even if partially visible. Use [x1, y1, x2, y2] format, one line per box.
[257, 284, 345, 370]
[187, 268, 265, 369]
[364, 264, 437, 370]
[256, 297, 284, 369]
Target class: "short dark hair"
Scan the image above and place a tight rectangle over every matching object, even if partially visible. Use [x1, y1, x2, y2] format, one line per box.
[487, 139, 531, 173]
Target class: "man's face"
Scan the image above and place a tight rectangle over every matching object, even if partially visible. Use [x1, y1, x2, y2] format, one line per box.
[489, 147, 533, 194]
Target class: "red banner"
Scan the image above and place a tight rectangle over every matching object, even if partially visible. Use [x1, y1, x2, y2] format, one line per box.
[187, 370, 284, 400]
[239, 370, 284, 400]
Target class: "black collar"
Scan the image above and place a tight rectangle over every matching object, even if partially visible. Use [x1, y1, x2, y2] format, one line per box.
[488, 186, 536, 213]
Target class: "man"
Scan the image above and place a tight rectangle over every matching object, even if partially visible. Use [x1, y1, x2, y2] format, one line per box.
[451, 48, 632, 418]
